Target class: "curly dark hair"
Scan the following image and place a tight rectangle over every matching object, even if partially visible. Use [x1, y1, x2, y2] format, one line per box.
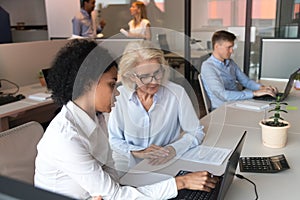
[48, 39, 117, 106]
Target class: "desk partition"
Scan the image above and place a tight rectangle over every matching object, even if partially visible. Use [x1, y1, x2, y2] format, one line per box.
[0, 40, 68, 89]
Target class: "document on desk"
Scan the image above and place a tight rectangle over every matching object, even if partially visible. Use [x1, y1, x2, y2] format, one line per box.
[28, 92, 52, 101]
[230, 100, 270, 111]
[180, 146, 231, 165]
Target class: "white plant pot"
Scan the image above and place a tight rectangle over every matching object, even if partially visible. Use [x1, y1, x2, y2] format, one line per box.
[259, 120, 290, 148]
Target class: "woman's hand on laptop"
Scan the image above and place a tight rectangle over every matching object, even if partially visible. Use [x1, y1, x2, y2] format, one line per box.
[175, 171, 219, 192]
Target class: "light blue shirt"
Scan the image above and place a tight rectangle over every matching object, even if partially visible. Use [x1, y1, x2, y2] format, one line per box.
[72, 9, 102, 38]
[201, 55, 261, 109]
[108, 81, 205, 165]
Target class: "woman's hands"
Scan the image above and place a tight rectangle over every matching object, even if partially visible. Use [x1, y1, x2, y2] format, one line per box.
[131, 145, 176, 165]
[175, 171, 219, 192]
[92, 196, 102, 200]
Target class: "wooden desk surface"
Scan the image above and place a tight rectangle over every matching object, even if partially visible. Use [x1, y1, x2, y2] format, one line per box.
[0, 83, 57, 131]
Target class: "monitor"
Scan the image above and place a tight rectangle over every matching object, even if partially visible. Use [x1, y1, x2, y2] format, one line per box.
[259, 38, 300, 79]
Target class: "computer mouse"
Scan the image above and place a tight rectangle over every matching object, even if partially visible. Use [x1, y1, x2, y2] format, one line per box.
[16, 94, 26, 100]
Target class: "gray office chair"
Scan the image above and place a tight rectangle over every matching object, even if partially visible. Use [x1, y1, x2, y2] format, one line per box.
[198, 74, 211, 115]
[0, 121, 44, 184]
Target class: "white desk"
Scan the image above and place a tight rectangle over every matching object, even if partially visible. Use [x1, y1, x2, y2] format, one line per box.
[0, 83, 58, 131]
[121, 80, 300, 199]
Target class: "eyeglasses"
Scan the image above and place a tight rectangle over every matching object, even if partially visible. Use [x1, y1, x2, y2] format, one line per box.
[134, 66, 164, 85]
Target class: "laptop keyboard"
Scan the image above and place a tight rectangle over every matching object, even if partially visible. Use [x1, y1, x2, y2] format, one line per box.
[253, 92, 283, 101]
[171, 170, 219, 200]
[178, 188, 217, 200]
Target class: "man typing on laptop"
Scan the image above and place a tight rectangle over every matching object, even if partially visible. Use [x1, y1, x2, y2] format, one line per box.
[201, 30, 277, 110]
[254, 68, 300, 101]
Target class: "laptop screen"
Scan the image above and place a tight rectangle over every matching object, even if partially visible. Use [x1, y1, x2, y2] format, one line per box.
[281, 68, 300, 100]
[158, 34, 171, 54]
[172, 131, 247, 200]
[217, 131, 246, 200]
[41, 68, 51, 90]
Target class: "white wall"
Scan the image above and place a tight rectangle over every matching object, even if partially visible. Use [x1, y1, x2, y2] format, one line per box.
[0, 0, 47, 25]
[44, 0, 80, 39]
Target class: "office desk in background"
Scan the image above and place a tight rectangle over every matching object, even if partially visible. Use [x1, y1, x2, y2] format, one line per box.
[0, 83, 58, 132]
[164, 50, 211, 82]
[122, 80, 300, 200]
[164, 50, 210, 68]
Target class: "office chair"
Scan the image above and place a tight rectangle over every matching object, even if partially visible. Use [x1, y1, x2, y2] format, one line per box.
[0, 121, 44, 184]
[198, 74, 211, 115]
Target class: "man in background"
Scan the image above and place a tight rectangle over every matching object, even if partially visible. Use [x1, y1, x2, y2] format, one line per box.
[72, 0, 106, 38]
[201, 30, 277, 110]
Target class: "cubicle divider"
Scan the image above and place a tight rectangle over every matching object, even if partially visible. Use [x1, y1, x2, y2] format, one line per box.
[0, 40, 69, 89]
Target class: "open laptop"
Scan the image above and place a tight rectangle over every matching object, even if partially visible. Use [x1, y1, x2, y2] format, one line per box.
[41, 68, 52, 92]
[253, 68, 299, 101]
[158, 34, 171, 54]
[171, 131, 247, 200]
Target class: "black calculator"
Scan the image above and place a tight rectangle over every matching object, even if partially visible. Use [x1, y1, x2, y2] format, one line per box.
[239, 154, 290, 173]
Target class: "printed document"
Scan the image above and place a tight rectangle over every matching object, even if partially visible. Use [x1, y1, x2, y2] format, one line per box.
[179, 145, 231, 165]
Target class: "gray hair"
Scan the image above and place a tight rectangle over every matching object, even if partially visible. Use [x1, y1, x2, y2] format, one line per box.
[119, 41, 170, 90]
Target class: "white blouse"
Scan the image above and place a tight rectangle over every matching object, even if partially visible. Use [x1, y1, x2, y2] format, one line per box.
[34, 101, 177, 200]
[128, 19, 150, 37]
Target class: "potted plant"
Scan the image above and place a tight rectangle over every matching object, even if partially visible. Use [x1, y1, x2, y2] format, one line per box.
[259, 96, 290, 148]
[38, 70, 46, 87]
[294, 73, 300, 90]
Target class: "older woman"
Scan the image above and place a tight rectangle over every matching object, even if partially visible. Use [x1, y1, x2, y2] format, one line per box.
[108, 41, 205, 173]
[34, 39, 217, 200]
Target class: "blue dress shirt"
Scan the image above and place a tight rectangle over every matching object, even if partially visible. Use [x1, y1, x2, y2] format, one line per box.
[201, 55, 261, 109]
[72, 9, 102, 38]
[108, 81, 205, 166]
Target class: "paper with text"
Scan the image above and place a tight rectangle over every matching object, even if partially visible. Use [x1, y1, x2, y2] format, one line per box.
[179, 145, 231, 165]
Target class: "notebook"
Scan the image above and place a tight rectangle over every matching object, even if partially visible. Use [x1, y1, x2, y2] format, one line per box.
[254, 68, 299, 101]
[171, 131, 247, 200]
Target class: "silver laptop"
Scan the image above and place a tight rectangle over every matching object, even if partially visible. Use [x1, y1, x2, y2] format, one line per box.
[254, 68, 300, 101]
[41, 68, 52, 92]
[171, 131, 247, 200]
